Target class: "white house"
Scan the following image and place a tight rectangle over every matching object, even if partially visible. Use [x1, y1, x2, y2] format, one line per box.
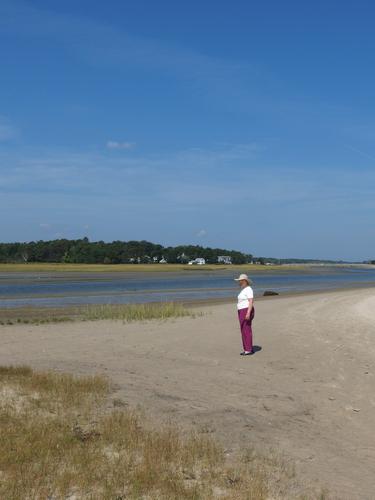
[217, 255, 232, 264]
[188, 258, 206, 265]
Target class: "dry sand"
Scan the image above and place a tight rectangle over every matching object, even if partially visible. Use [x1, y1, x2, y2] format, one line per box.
[1, 288, 375, 499]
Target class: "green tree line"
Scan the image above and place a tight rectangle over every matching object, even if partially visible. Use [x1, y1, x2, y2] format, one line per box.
[0, 238, 252, 265]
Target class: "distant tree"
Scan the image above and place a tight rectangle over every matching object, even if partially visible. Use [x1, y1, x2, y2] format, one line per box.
[0, 238, 253, 266]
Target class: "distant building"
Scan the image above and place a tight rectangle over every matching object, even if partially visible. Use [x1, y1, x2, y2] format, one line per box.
[217, 255, 232, 264]
[129, 257, 141, 263]
[188, 258, 206, 265]
[177, 253, 189, 263]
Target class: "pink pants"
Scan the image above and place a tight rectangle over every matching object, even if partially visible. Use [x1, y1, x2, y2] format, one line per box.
[238, 307, 255, 352]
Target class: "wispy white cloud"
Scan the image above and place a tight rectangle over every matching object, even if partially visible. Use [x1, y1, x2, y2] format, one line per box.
[345, 145, 375, 162]
[1, 142, 374, 213]
[196, 229, 207, 237]
[0, 1, 261, 113]
[37, 221, 85, 240]
[1, 0, 360, 143]
[106, 140, 135, 150]
[0, 117, 17, 141]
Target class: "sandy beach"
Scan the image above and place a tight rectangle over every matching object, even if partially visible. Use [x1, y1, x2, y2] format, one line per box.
[1, 288, 375, 499]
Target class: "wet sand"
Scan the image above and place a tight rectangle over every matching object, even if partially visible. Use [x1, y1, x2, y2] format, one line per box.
[1, 288, 375, 498]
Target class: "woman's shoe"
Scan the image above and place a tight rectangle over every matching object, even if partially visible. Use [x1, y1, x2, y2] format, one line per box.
[240, 351, 253, 356]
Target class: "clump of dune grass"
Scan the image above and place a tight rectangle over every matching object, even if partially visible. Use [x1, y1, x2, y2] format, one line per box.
[0, 365, 329, 499]
[0, 365, 109, 407]
[0, 366, 330, 499]
[0, 365, 273, 500]
[80, 301, 197, 322]
[0, 302, 199, 326]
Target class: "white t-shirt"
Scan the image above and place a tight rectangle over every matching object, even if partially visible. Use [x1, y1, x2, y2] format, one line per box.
[237, 285, 254, 310]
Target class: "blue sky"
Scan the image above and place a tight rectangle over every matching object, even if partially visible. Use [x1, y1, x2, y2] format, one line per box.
[1, 0, 375, 260]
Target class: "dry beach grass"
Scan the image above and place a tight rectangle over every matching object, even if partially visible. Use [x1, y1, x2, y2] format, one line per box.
[0, 366, 305, 499]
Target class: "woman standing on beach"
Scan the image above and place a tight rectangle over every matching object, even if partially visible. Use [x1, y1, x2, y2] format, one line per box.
[235, 274, 254, 356]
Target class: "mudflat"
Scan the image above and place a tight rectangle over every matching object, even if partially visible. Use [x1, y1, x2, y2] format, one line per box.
[1, 289, 375, 499]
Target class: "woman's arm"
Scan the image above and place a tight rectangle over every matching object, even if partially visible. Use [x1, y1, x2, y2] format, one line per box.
[245, 298, 253, 320]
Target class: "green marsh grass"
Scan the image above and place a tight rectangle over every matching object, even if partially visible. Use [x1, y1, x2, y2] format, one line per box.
[0, 302, 198, 325]
[80, 302, 196, 322]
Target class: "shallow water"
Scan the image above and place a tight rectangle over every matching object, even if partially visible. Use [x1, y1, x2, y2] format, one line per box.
[0, 266, 375, 308]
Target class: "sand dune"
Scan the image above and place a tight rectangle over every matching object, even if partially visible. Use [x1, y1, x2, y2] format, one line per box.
[1, 288, 375, 499]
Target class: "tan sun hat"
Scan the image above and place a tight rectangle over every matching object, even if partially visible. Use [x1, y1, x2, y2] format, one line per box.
[234, 273, 252, 284]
